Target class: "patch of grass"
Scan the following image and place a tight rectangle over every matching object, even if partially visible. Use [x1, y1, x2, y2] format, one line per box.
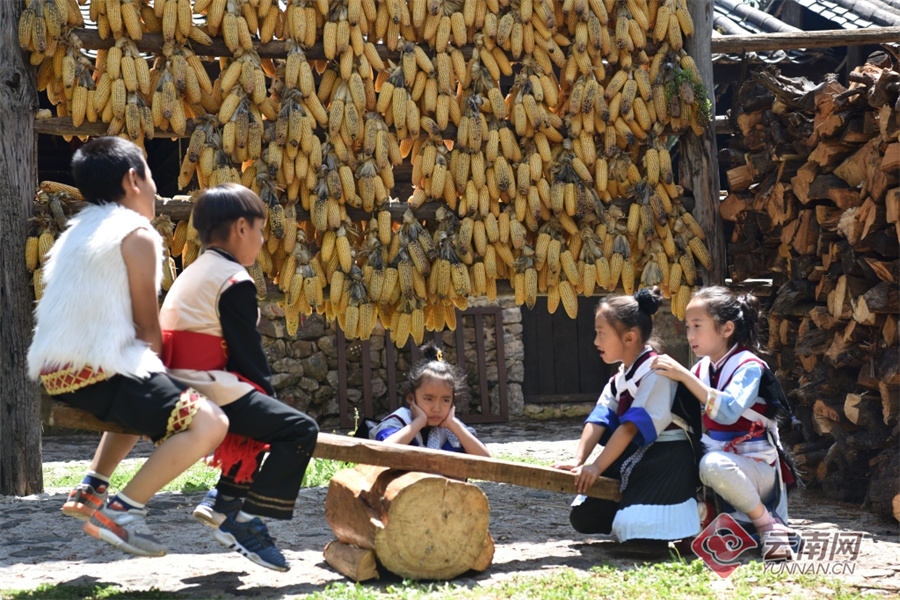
[301, 458, 356, 487]
[302, 560, 883, 600]
[43, 460, 220, 494]
[0, 583, 182, 600]
[43, 456, 356, 494]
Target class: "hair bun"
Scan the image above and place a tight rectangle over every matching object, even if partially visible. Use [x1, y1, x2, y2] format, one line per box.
[635, 287, 662, 316]
[420, 342, 442, 362]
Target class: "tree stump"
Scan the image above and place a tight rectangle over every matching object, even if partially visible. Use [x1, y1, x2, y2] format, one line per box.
[325, 465, 493, 580]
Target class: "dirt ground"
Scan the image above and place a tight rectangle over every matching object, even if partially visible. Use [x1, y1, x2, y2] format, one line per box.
[1, 421, 898, 598]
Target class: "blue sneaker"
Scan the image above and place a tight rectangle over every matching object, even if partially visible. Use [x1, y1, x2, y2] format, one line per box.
[192, 489, 242, 529]
[213, 515, 290, 572]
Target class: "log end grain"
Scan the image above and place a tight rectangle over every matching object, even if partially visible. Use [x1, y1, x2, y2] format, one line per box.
[373, 472, 491, 580]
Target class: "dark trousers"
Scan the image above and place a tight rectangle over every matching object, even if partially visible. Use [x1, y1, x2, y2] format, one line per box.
[569, 448, 630, 534]
[217, 391, 319, 520]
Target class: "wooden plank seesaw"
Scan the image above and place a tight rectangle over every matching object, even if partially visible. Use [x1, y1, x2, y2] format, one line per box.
[47, 401, 621, 501]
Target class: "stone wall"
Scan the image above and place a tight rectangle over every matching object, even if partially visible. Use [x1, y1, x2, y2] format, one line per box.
[257, 297, 689, 429]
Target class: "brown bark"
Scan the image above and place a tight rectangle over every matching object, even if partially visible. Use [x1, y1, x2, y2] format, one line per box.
[1, 0, 42, 495]
[323, 541, 379, 582]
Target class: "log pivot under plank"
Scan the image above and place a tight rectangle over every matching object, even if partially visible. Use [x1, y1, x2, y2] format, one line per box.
[46, 401, 622, 501]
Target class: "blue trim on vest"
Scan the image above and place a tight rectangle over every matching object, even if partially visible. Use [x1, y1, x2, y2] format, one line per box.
[708, 429, 766, 442]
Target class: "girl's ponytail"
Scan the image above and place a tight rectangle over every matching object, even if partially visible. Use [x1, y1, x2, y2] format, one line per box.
[735, 293, 762, 352]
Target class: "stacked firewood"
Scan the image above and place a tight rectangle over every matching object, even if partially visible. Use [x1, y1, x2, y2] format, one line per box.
[720, 52, 899, 522]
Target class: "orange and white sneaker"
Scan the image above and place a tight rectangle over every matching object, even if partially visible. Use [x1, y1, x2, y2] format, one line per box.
[62, 483, 108, 521]
[83, 506, 167, 557]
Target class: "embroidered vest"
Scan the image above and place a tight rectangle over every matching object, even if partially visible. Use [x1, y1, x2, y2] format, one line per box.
[695, 347, 770, 433]
[27, 203, 165, 380]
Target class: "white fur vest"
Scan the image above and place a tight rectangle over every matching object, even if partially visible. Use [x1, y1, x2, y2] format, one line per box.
[27, 203, 166, 380]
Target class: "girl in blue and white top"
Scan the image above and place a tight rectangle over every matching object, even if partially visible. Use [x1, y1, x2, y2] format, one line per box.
[552, 288, 700, 543]
[652, 286, 799, 561]
[369, 343, 490, 457]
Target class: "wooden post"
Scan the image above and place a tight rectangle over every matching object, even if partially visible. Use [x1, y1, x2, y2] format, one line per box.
[0, 1, 42, 495]
[682, 0, 726, 285]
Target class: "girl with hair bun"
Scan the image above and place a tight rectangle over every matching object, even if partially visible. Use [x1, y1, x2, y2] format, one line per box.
[552, 288, 701, 543]
[652, 286, 800, 562]
[369, 343, 490, 457]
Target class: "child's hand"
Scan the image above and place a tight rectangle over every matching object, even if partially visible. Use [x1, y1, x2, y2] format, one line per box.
[571, 463, 601, 494]
[439, 404, 457, 430]
[550, 461, 580, 472]
[408, 401, 427, 426]
[651, 354, 688, 382]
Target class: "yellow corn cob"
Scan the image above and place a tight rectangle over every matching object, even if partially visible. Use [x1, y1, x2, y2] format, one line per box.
[682, 212, 706, 240]
[668, 261, 683, 292]
[560, 250, 579, 283]
[559, 279, 578, 319]
[33, 267, 44, 301]
[626, 202, 641, 234]
[595, 257, 611, 290]
[25, 236, 39, 271]
[672, 284, 692, 320]
[679, 253, 696, 286]
[609, 252, 624, 290]
[621, 258, 635, 295]
[688, 236, 711, 269]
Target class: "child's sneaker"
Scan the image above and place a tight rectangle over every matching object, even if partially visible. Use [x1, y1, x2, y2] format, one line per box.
[62, 483, 107, 521]
[192, 489, 242, 528]
[83, 506, 167, 557]
[213, 515, 290, 572]
[760, 523, 799, 562]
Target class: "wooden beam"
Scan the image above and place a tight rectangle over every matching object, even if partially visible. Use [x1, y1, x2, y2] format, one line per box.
[45, 401, 622, 501]
[682, 0, 727, 285]
[312, 432, 622, 501]
[711, 26, 900, 53]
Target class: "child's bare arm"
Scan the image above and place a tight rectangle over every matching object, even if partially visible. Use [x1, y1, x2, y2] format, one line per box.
[442, 407, 490, 457]
[572, 421, 638, 493]
[652, 354, 713, 406]
[382, 401, 428, 445]
[121, 228, 162, 354]
[552, 423, 605, 471]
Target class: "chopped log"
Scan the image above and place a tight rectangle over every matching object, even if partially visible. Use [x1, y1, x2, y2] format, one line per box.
[834, 137, 881, 188]
[736, 111, 764, 137]
[323, 541, 380, 582]
[720, 192, 764, 221]
[853, 282, 899, 323]
[844, 393, 866, 425]
[880, 347, 900, 385]
[805, 173, 855, 204]
[324, 466, 491, 580]
[815, 205, 845, 230]
[863, 257, 898, 284]
[886, 188, 900, 223]
[884, 316, 899, 347]
[791, 162, 819, 204]
[841, 112, 878, 143]
[824, 332, 875, 368]
[813, 412, 839, 436]
[809, 306, 840, 330]
[809, 140, 855, 171]
[814, 398, 843, 423]
[882, 143, 900, 174]
[726, 165, 755, 192]
[894, 494, 900, 522]
[858, 357, 882, 390]
[879, 382, 899, 425]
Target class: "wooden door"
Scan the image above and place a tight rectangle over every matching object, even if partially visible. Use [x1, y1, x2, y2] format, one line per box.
[521, 297, 612, 404]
